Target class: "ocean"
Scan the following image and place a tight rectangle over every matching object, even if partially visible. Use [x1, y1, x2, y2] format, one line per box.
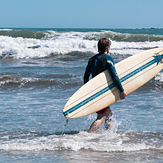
[0, 28, 163, 163]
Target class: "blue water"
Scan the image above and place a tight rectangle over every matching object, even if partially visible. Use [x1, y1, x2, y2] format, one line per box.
[0, 28, 163, 163]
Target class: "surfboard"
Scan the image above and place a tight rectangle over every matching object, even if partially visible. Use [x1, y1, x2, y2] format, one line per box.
[63, 48, 163, 119]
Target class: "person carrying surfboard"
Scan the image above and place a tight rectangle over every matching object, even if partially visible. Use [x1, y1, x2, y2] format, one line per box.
[84, 38, 126, 133]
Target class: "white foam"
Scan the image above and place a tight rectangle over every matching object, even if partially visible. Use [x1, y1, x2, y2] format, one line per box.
[155, 72, 163, 82]
[0, 29, 13, 31]
[0, 34, 163, 59]
[0, 131, 162, 152]
[0, 36, 97, 59]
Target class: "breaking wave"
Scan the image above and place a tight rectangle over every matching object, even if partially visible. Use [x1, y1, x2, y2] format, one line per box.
[0, 130, 162, 152]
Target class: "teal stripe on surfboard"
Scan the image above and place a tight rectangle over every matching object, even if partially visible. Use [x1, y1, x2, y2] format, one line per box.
[63, 55, 163, 117]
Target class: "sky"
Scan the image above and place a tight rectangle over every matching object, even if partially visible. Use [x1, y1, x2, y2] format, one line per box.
[0, 0, 163, 29]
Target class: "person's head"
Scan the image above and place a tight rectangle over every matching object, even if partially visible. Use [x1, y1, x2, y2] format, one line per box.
[98, 38, 111, 54]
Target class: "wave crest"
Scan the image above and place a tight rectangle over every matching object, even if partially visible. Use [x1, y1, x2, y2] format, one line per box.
[0, 35, 163, 59]
[0, 131, 162, 152]
[0, 75, 82, 89]
[1, 28, 163, 42]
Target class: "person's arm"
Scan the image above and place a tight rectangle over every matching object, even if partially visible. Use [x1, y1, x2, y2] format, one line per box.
[84, 62, 91, 84]
[106, 57, 126, 99]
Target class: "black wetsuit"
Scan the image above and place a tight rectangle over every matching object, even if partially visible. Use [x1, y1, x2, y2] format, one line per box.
[84, 53, 124, 92]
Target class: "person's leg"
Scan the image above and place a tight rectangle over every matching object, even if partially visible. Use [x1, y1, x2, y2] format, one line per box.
[104, 107, 112, 130]
[88, 114, 105, 133]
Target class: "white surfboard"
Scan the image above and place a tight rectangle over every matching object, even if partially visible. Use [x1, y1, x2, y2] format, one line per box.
[63, 48, 163, 119]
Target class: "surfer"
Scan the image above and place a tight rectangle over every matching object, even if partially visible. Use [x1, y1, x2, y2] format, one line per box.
[84, 38, 126, 133]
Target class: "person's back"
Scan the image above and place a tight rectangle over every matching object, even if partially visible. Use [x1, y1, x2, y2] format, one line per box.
[83, 38, 126, 133]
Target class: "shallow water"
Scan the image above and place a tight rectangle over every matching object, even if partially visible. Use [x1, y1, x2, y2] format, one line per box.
[0, 28, 163, 162]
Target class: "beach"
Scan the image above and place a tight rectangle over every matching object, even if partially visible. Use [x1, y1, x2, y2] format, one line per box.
[0, 28, 163, 162]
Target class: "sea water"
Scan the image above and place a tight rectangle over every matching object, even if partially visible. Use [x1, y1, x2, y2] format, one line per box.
[0, 28, 163, 163]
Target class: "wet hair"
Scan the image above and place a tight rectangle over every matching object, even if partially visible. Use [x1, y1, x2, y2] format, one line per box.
[98, 38, 111, 53]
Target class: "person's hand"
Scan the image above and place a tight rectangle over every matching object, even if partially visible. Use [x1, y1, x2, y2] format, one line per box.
[120, 91, 126, 100]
